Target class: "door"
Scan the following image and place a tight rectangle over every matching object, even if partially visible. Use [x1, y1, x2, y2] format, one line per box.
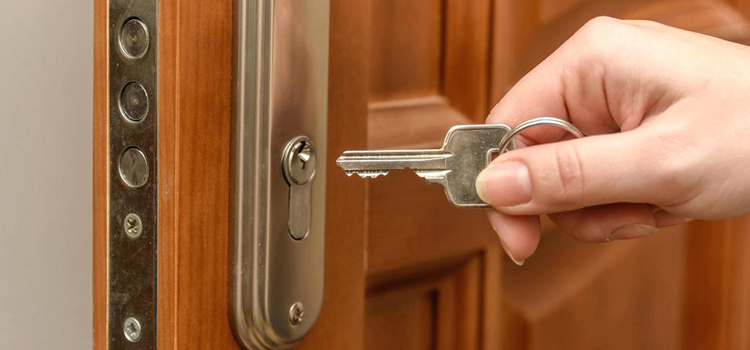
[93, 0, 750, 349]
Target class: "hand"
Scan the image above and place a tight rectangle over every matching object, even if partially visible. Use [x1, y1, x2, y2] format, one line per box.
[476, 17, 750, 265]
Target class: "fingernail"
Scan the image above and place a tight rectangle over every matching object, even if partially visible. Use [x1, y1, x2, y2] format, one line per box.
[495, 229, 525, 266]
[608, 224, 658, 241]
[476, 161, 532, 207]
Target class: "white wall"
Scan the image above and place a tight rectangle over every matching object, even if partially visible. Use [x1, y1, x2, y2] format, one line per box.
[0, 1, 92, 349]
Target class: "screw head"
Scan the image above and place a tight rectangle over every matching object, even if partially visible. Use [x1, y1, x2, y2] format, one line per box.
[118, 147, 149, 188]
[123, 213, 143, 239]
[119, 18, 150, 59]
[289, 302, 304, 326]
[282, 137, 316, 186]
[123, 317, 142, 342]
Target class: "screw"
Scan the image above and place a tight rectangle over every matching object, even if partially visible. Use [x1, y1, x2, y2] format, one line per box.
[123, 317, 142, 342]
[282, 137, 316, 186]
[289, 302, 304, 326]
[123, 213, 143, 239]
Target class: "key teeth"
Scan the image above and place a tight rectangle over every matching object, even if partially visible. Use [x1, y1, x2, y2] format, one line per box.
[346, 171, 390, 179]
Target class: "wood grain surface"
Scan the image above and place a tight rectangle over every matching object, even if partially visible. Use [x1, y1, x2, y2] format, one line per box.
[364, 0, 503, 348]
[297, 0, 370, 348]
[684, 217, 750, 350]
[156, 0, 177, 348]
[92, 0, 106, 348]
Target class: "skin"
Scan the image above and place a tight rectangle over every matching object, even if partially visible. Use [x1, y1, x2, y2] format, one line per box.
[475, 17, 750, 265]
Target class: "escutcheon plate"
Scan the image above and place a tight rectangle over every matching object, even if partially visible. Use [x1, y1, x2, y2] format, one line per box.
[230, 0, 329, 348]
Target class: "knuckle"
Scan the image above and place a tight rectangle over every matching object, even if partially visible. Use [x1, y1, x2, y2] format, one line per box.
[653, 156, 688, 196]
[576, 16, 623, 42]
[584, 16, 621, 30]
[571, 16, 637, 62]
[643, 123, 703, 204]
[544, 144, 586, 206]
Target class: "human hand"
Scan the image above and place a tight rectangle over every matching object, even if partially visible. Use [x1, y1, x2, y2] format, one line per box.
[476, 17, 750, 265]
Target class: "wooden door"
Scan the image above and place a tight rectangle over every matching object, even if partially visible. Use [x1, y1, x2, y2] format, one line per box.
[93, 0, 750, 349]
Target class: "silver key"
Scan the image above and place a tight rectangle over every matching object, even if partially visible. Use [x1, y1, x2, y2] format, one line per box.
[336, 124, 513, 207]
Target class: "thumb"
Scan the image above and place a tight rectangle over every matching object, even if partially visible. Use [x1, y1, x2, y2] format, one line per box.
[476, 130, 675, 215]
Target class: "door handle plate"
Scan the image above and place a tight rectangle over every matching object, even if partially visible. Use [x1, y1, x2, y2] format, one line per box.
[230, 0, 329, 349]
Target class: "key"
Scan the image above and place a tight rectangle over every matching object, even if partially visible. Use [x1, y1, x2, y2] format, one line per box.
[336, 124, 513, 207]
[337, 117, 584, 208]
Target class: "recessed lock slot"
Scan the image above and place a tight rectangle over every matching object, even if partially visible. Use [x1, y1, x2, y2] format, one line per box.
[282, 136, 317, 241]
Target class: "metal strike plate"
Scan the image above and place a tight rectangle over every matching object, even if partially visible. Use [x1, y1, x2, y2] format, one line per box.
[108, 0, 158, 348]
[230, 0, 329, 348]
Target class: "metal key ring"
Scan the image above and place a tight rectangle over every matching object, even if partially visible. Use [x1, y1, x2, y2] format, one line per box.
[498, 117, 585, 153]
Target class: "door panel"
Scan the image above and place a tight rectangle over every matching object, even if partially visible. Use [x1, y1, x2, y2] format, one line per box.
[368, 0, 492, 151]
[365, 0, 502, 348]
[369, 0, 443, 102]
[367, 256, 483, 350]
[503, 227, 686, 349]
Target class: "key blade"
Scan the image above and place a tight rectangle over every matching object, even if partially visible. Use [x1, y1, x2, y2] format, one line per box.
[336, 150, 452, 176]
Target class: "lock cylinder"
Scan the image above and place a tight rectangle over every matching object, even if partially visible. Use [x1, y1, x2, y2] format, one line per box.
[282, 136, 317, 240]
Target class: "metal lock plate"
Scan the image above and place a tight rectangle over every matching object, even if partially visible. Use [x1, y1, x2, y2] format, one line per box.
[230, 0, 329, 348]
[108, 0, 158, 348]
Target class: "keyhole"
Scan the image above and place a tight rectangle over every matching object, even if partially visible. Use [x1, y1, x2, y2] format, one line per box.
[283, 136, 316, 186]
[297, 142, 311, 170]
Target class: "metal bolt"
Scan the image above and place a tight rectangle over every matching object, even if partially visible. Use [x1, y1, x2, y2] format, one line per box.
[123, 213, 143, 239]
[119, 18, 150, 59]
[123, 317, 142, 342]
[282, 136, 317, 186]
[119, 82, 149, 122]
[289, 302, 304, 326]
[119, 147, 149, 188]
